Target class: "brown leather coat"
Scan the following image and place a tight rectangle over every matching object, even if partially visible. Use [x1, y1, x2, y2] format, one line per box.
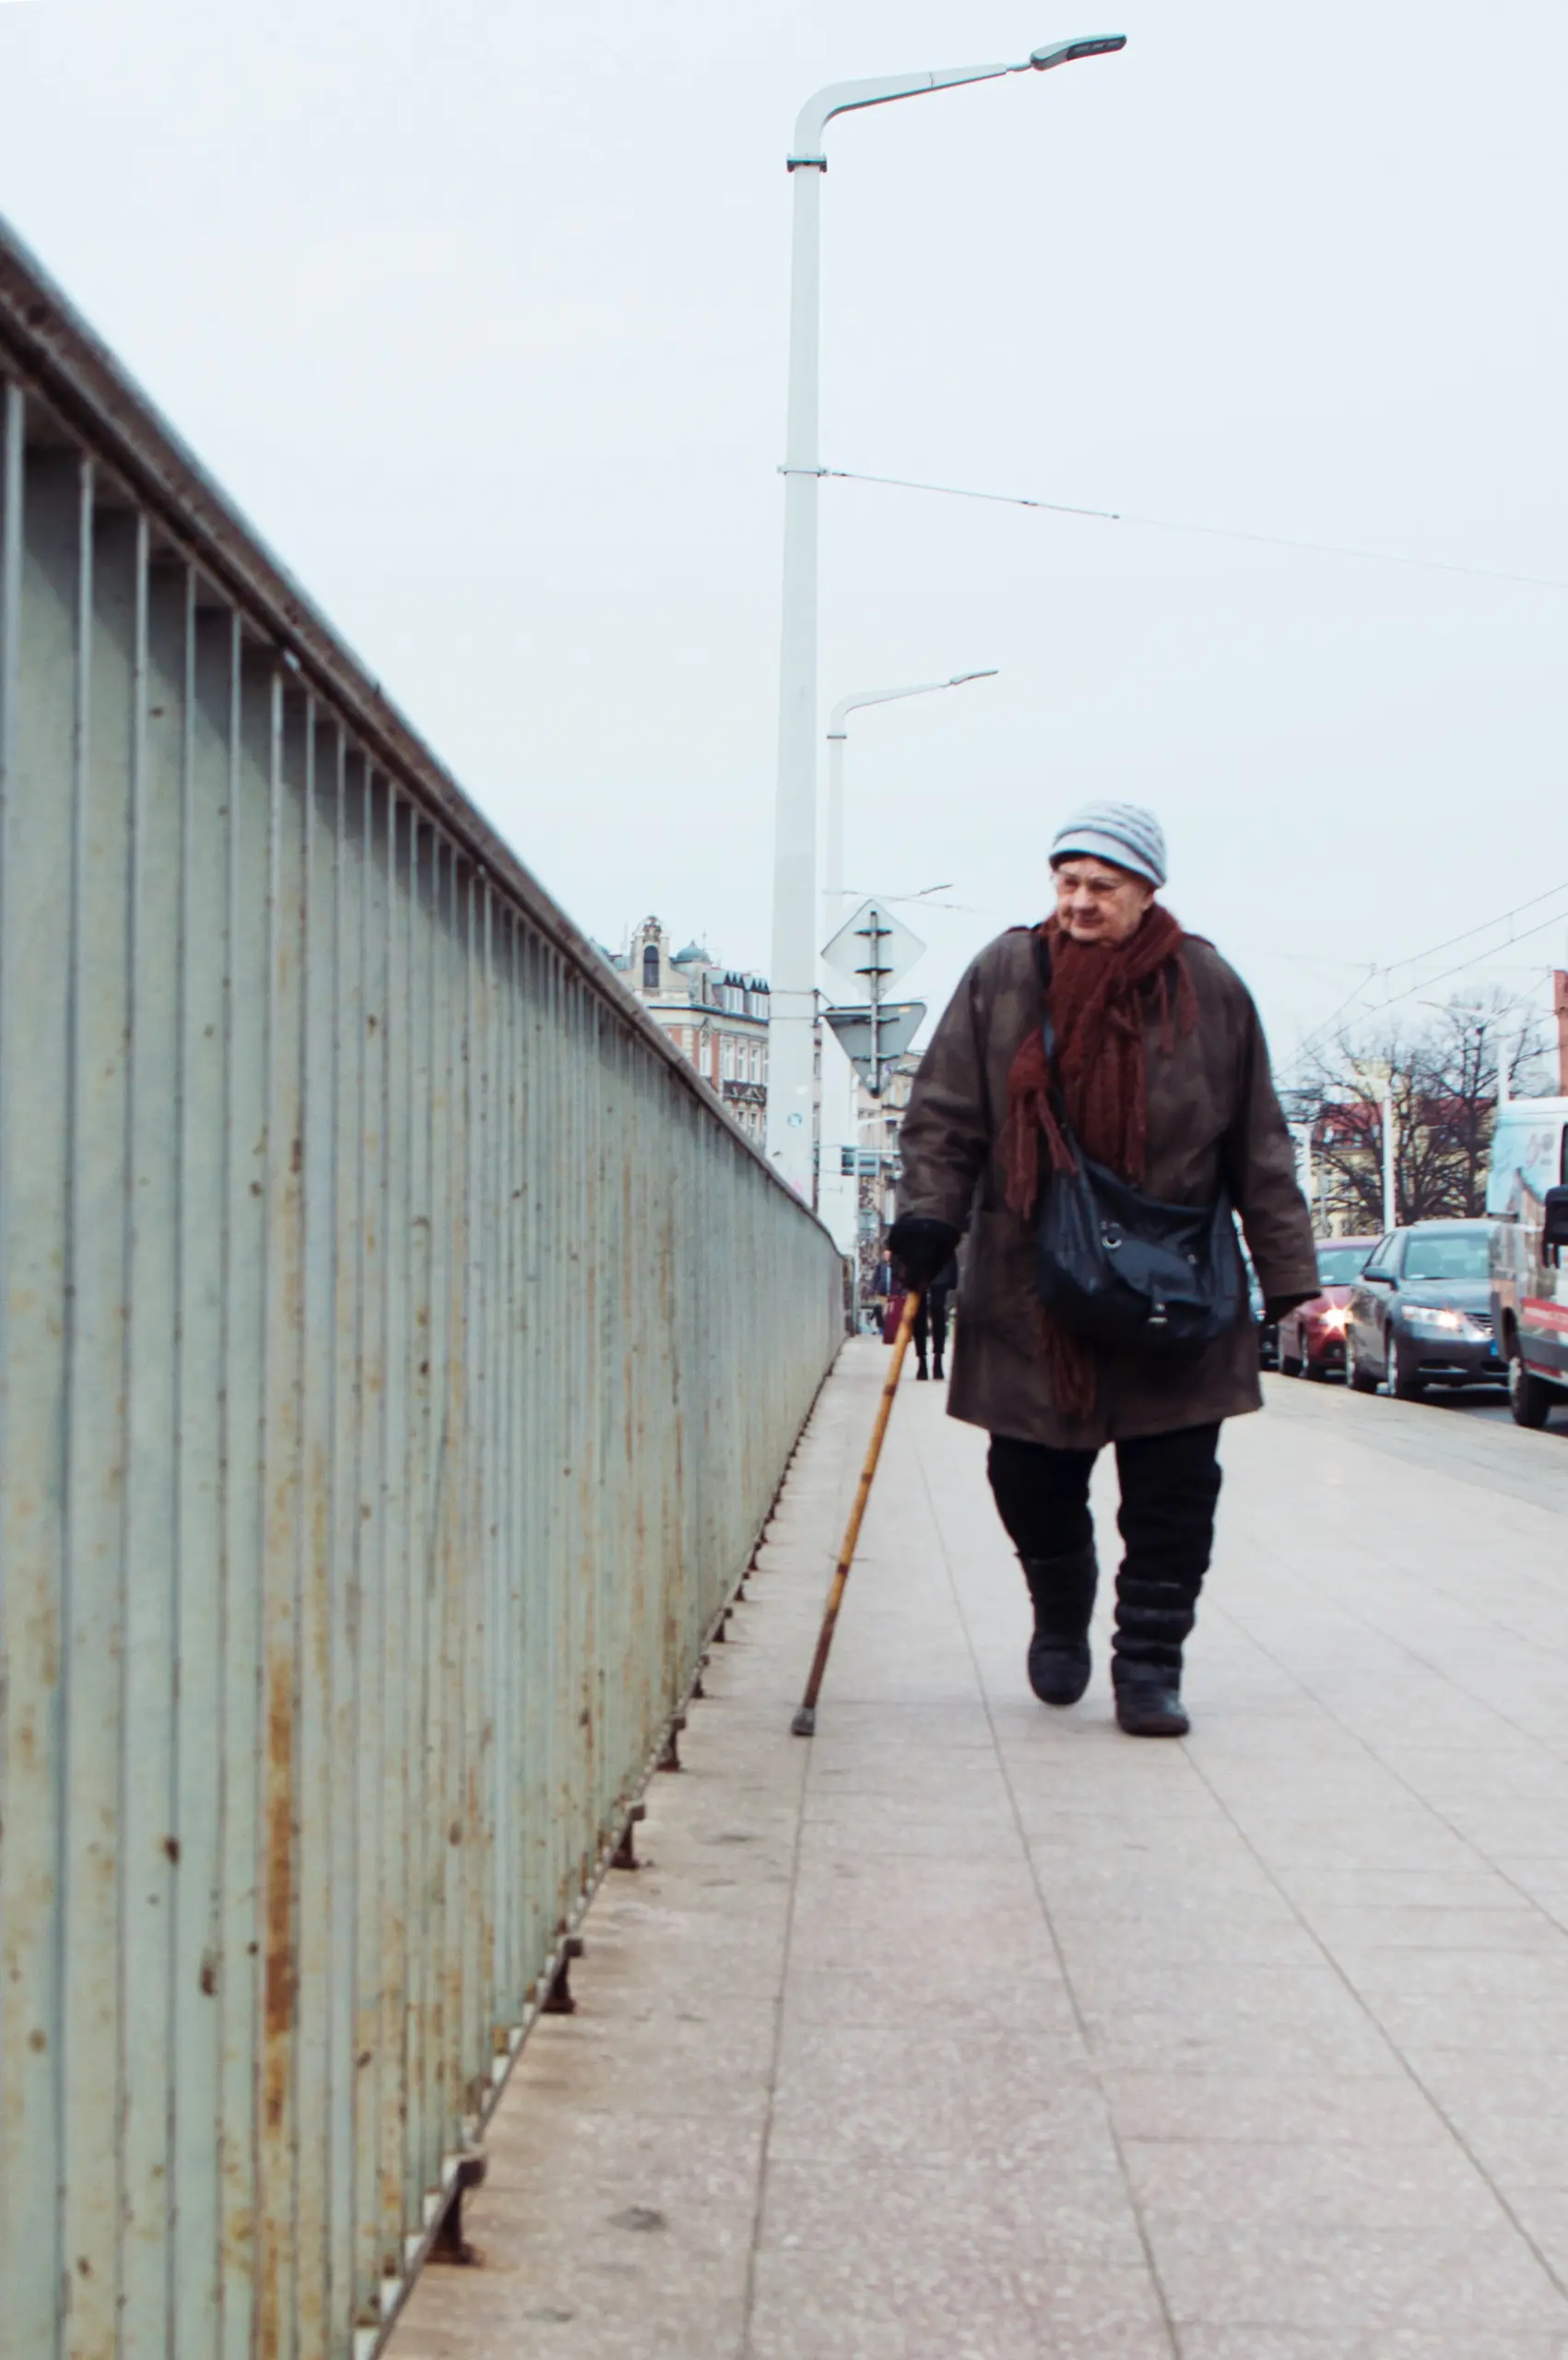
[896, 926, 1317, 1448]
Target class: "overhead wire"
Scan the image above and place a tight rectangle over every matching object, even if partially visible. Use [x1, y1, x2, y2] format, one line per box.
[817, 466, 1568, 594]
[810, 462, 1568, 1046]
[1367, 907, 1568, 1015]
[1292, 882, 1568, 1066]
[1361, 877, 1568, 976]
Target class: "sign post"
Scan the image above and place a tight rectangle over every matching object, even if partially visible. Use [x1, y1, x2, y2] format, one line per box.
[821, 899, 926, 1097]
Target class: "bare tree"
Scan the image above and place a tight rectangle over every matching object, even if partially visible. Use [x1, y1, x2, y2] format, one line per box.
[1294, 989, 1550, 1230]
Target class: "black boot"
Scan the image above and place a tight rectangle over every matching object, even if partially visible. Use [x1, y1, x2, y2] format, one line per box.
[1113, 1662, 1189, 1738]
[915, 1354, 929, 1381]
[932, 1353, 945, 1380]
[1020, 1546, 1098, 1706]
[1112, 1570, 1200, 1737]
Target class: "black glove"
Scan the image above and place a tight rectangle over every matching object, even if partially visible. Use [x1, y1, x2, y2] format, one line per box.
[886, 1215, 961, 1291]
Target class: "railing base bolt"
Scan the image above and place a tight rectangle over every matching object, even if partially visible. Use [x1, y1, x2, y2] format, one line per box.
[430, 2151, 488, 2267]
[611, 1804, 647, 1871]
[658, 1716, 688, 1773]
[542, 1936, 585, 2015]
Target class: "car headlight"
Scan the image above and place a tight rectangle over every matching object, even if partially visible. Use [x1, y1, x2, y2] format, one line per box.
[1320, 1305, 1350, 1334]
[1401, 1305, 1466, 1333]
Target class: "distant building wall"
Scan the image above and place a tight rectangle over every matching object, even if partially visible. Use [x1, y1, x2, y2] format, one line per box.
[601, 915, 771, 1148]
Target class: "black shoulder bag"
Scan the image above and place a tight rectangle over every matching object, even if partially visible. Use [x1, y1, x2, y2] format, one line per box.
[1033, 944, 1244, 1355]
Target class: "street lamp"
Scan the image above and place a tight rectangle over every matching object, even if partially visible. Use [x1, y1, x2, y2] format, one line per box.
[815, 669, 994, 1254]
[824, 670, 997, 942]
[764, 34, 1127, 1195]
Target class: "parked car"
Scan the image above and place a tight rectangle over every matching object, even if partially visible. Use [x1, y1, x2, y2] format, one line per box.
[1245, 1259, 1279, 1370]
[1487, 1097, 1568, 1428]
[1278, 1234, 1380, 1379]
[1346, 1221, 1504, 1399]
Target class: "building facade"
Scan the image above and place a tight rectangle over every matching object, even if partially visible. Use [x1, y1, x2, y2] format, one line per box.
[601, 916, 770, 1146]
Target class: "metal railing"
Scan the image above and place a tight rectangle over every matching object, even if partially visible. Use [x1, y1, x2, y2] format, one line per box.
[0, 219, 843, 2360]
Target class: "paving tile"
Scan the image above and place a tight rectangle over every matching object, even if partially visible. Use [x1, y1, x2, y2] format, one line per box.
[1074, 1962, 1399, 2078]
[1279, 1864, 1537, 1914]
[391, 2292, 750, 2360]
[1017, 2262, 1174, 2349]
[1176, 2331, 1568, 2359]
[782, 1960, 1080, 2035]
[797, 1789, 1024, 1856]
[1149, 2221, 1568, 2333]
[1346, 1947, 1568, 2007]
[1416, 2108, 1568, 2193]
[758, 2153, 1148, 2276]
[1360, 1988, 1568, 2057]
[1501, 2184, 1568, 2281]
[485, 2011, 777, 2140]
[767, 2018, 1104, 2169]
[1122, 2133, 1507, 2231]
[746, 2258, 1046, 2360]
[1302, 1902, 1568, 1958]
[1052, 1912, 1318, 1971]
[1101, 2069, 1446, 2146]
[394, 2113, 760, 2356]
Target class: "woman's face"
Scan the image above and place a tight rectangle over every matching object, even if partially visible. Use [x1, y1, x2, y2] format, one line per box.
[1053, 856, 1155, 947]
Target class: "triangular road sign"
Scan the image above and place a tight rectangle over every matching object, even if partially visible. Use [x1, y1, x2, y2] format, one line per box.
[823, 1000, 926, 1090]
[821, 899, 925, 1002]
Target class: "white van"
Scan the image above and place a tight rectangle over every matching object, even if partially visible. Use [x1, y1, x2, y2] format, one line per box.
[1487, 1098, 1568, 1426]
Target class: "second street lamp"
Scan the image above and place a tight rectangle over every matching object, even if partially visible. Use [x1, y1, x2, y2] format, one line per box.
[823, 670, 998, 944]
[816, 669, 996, 1253]
[764, 33, 1126, 1196]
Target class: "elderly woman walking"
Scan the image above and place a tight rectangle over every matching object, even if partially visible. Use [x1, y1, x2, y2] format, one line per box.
[888, 803, 1316, 1736]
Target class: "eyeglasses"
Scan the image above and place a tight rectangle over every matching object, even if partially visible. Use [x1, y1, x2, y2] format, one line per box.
[1055, 871, 1138, 900]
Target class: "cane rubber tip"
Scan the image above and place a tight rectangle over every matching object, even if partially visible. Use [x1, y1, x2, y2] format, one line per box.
[791, 1707, 816, 1738]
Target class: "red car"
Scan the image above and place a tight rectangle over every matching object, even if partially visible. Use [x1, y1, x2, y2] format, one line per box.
[1278, 1235, 1381, 1379]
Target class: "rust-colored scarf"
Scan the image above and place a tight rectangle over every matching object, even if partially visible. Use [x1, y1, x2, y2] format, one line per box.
[1002, 905, 1197, 1420]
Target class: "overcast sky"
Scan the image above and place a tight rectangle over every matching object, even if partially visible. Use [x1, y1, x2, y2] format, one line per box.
[2, 0, 1565, 1069]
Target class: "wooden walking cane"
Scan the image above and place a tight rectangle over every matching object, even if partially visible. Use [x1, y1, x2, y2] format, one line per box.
[791, 1286, 924, 1737]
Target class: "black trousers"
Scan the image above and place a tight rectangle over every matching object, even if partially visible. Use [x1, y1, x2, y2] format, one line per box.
[987, 1424, 1222, 1674]
[913, 1286, 950, 1362]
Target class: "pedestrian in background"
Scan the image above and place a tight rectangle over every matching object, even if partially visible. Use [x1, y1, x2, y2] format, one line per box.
[888, 802, 1315, 1736]
[913, 1247, 958, 1380]
[867, 1251, 893, 1337]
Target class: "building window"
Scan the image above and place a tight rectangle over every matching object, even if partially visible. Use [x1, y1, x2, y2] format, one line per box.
[721, 1035, 735, 1080]
[643, 944, 660, 992]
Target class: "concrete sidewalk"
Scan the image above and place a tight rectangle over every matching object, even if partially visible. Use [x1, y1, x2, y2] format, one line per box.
[392, 1341, 1568, 2359]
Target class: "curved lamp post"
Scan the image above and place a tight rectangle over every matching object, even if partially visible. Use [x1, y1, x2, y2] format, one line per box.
[824, 670, 997, 943]
[815, 669, 995, 1251]
[765, 35, 1127, 1193]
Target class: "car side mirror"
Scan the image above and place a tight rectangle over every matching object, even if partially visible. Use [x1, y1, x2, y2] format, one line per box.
[1363, 1270, 1393, 1287]
[1543, 1186, 1568, 1255]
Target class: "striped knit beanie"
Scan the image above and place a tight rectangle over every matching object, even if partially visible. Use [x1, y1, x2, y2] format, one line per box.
[1048, 801, 1167, 889]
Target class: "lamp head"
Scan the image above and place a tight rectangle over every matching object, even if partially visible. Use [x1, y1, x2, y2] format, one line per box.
[1030, 33, 1126, 69]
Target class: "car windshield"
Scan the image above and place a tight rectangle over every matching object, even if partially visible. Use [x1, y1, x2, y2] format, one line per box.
[1402, 1232, 1491, 1281]
[1316, 1245, 1371, 1284]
